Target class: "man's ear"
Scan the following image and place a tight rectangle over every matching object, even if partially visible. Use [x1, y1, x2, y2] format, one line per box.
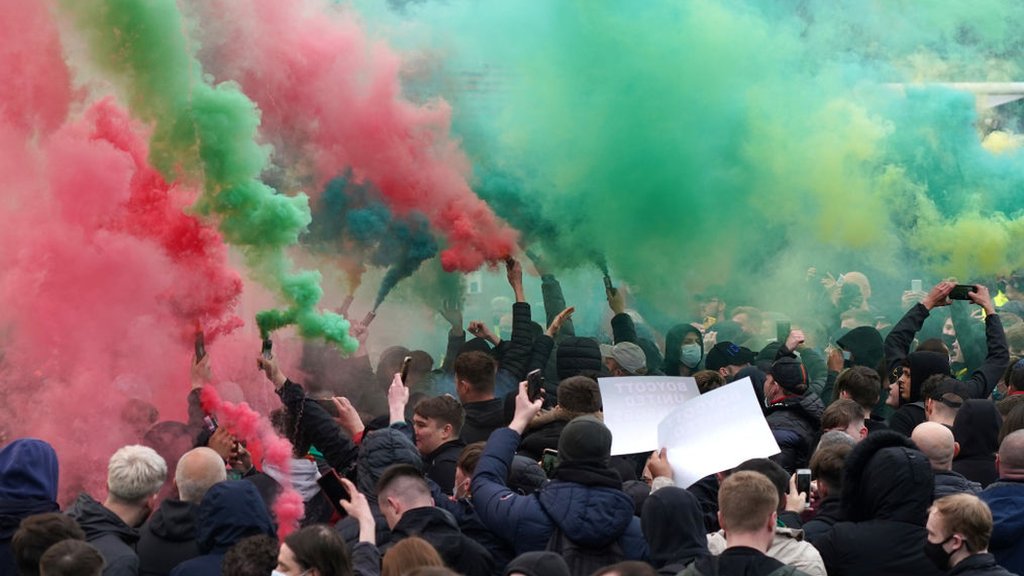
[859, 425, 868, 440]
[954, 441, 961, 460]
[717, 510, 726, 533]
[996, 453, 1001, 477]
[442, 423, 453, 439]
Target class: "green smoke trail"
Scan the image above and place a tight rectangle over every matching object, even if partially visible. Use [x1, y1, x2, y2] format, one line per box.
[61, 0, 358, 352]
[357, 0, 1024, 321]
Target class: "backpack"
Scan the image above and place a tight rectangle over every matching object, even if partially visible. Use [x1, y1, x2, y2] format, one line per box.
[545, 523, 626, 576]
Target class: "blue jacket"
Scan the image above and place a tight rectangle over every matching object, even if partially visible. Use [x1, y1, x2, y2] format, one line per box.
[980, 480, 1024, 575]
[170, 481, 276, 576]
[0, 439, 60, 575]
[470, 427, 648, 560]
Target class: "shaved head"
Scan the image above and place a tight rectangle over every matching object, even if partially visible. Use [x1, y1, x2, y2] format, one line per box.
[999, 430, 1024, 478]
[175, 447, 226, 502]
[912, 422, 957, 470]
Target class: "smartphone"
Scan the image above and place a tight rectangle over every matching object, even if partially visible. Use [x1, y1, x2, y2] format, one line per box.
[315, 398, 340, 417]
[603, 274, 616, 296]
[950, 284, 976, 301]
[317, 469, 349, 515]
[911, 279, 923, 293]
[527, 369, 544, 402]
[203, 415, 218, 433]
[542, 448, 559, 477]
[400, 356, 413, 385]
[194, 331, 206, 361]
[776, 321, 791, 345]
[796, 468, 812, 502]
[261, 338, 273, 360]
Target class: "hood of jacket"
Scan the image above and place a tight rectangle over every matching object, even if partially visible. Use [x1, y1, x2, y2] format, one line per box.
[147, 498, 198, 542]
[556, 337, 604, 381]
[357, 427, 422, 499]
[641, 486, 708, 569]
[195, 481, 275, 554]
[662, 324, 704, 376]
[463, 398, 507, 433]
[263, 458, 322, 502]
[67, 493, 139, 545]
[982, 482, 1024, 551]
[837, 327, 884, 370]
[908, 351, 951, 402]
[0, 438, 59, 501]
[953, 400, 1002, 460]
[390, 506, 465, 558]
[841, 431, 933, 524]
[537, 481, 635, 548]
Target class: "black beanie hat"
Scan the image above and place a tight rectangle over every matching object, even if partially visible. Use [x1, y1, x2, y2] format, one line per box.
[770, 356, 808, 393]
[557, 415, 612, 465]
[504, 552, 571, 576]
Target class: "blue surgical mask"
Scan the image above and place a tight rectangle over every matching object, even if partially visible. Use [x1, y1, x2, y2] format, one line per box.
[680, 343, 702, 368]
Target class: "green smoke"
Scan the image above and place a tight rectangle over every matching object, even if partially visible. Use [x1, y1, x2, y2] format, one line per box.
[62, 0, 358, 352]
[355, 0, 1024, 321]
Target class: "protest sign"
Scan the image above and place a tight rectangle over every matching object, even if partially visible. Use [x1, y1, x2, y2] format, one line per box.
[657, 377, 780, 488]
[599, 376, 700, 455]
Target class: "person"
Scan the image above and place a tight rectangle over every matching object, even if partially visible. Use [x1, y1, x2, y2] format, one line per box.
[953, 400, 1004, 488]
[518, 376, 602, 461]
[455, 351, 508, 444]
[68, 445, 167, 576]
[679, 471, 811, 576]
[913, 422, 983, 499]
[169, 481, 276, 576]
[592, 562, 659, 576]
[381, 536, 444, 576]
[641, 487, 709, 575]
[502, 551, 570, 576]
[763, 339, 826, 473]
[926, 377, 970, 428]
[278, 521, 380, 576]
[831, 366, 887, 433]
[662, 324, 705, 376]
[925, 494, 1016, 575]
[812, 431, 942, 575]
[471, 384, 648, 560]
[979, 430, 1024, 573]
[997, 359, 1024, 417]
[705, 342, 755, 382]
[376, 464, 493, 576]
[11, 513, 86, 576]
[412, 395, 466, 495]
[138, 447, 227, 575]
[885, 282, 1008, 436]
[0, 439, 61, 575]
[221, 535, 278, 576]
[802, 444, 852, 545]
[601, 342, 648, 377]
[819, 399, 867, 442]
[39, 539, 105, 576]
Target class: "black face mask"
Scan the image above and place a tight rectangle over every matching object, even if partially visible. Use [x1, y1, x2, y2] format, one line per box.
[923, 536, 955, 571]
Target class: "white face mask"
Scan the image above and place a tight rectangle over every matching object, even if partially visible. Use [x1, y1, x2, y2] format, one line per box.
[680, 343, 702, 368]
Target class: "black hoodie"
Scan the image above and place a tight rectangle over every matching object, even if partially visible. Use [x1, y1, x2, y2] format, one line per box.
[837, 326, 884, 370]
[952, 400, 1002, 488]
[888, 350, 951, 436]
[67, 493, 141, 576]
[662, 324, 704, 376]
[137, 499, 199, 576]
[642, 487, 709, 575]
[813, 431, 942, 576]
[386, 506, 494, 576]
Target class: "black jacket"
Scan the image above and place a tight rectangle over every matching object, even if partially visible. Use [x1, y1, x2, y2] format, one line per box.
[802, 497, 842, 545]
[934, 469, 983, 499]
[385, 506, 494, 576]
[889, 401, 927, 437]
[277, 380, 359, 477]
[461, 398, 508, 445]
[555, 336, 605, 381]
[813, 432, 942, 576]
[680, 546, 797, 576]
[642, 487, 708, 574]
[518, 410, 571, 461]
[765, 394, 825, 473]
[137, 499, 199, 576]
[948, 552, 1019, 576]
[430, 482, 513, 576]
[67, 493, 140, 576]
[424, 439, 465, 495]
[953, 400, 1003, 488]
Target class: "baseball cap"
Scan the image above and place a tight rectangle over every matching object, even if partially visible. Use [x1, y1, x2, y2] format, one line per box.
[599, 342, 647, 375]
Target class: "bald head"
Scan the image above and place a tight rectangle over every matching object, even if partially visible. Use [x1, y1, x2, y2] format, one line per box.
[175, 447, 227, 502]
[912, 422, 957, 470]
[999, 430, 1024, 479]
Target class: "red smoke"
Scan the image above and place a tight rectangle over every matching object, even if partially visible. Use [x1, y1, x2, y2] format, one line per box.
[190, 0, 518, 271]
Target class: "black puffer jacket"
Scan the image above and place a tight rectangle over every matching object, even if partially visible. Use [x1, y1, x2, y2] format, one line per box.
[555, 337, 604, 381]
[765, 393, 825, 473]
[934, 470, 983, 499]
[461, 398, 508, 445]
[813, 431, 942, 576]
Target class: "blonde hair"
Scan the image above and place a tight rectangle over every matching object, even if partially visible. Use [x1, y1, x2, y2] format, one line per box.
[107, 445, 166, 503]
[931, 494, 993, 553]
[719, 471, 777, 534]
[382, 537, 444, 576]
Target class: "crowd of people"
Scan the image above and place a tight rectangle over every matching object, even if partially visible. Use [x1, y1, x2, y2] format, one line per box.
[5, 260, 1024, 576]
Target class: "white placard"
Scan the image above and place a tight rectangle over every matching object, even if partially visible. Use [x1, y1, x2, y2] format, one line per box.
[598, 376, 700, 455]
[657, 377, 781, 488]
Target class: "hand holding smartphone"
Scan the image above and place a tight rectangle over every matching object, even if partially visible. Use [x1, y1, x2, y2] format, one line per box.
[796, 468, 812, 503]
[400, 356, 413, 385]
[318, 469, 350, 515]
[949, 284, 976, 301]
[527, 369, 544, 402]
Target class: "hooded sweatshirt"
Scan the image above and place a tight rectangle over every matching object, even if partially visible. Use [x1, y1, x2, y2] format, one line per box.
[662, 324, 704, 376]
[0, 438, 60, 575]
[67, 493, 141, 576]
[137, 499, 200, 576]
[641, 487, 708, 574]
[386, 506, 494, 576]
[952, 400, 1002, 488]
[169, 481, 276, 576]
[888, 351, 951, 437]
